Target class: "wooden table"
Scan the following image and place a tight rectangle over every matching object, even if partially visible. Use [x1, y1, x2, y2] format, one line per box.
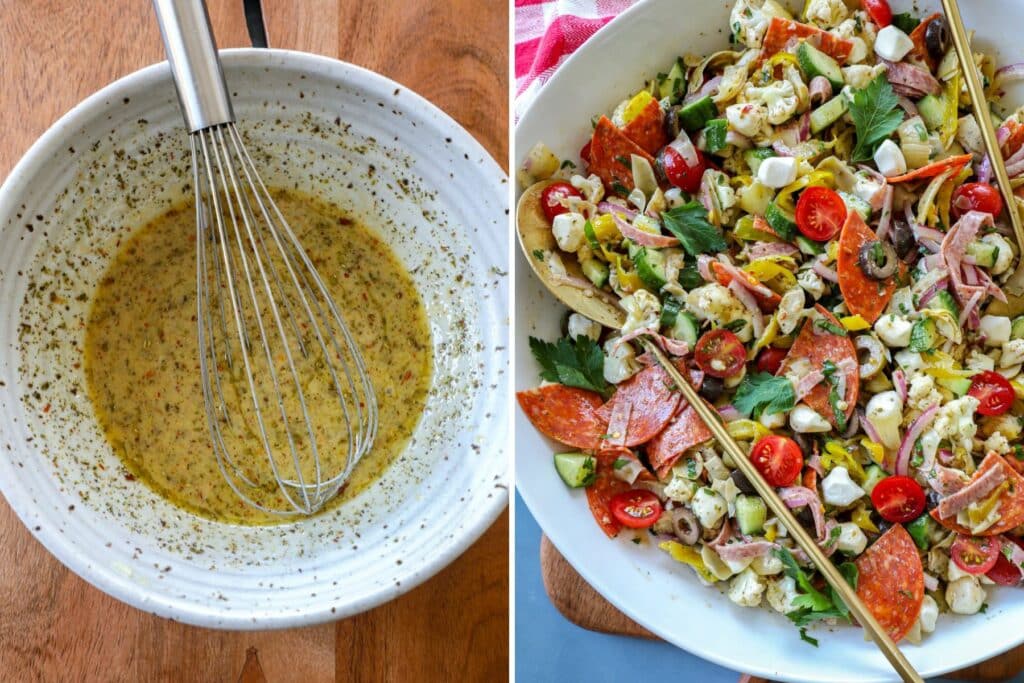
[0, 2, 508, 681]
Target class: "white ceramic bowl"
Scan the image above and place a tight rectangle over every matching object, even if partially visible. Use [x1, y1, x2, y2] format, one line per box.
[0, 48, 508, 629]
[516, 1, 1024, 680]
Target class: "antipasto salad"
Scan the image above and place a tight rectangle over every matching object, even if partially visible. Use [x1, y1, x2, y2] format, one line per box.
[517, 0, 1024, 646]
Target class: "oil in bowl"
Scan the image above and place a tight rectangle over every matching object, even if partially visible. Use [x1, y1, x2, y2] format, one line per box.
[83, 188, 432, 525]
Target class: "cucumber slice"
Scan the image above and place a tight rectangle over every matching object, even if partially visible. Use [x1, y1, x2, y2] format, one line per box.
[553, 453, 597, 488]
[659, 58, 687, 104]
[937, 376, 973, 396]
[635, 247, 668, 290]
[838, 191, 872, 222]
[661, 296, 683, 327]
[862, 464, 887, 496]
[917, 94, 946, 131]
[926, 289, 960, 319]
[580, 258, 609, 288]
[671, 311, 700, 348]
[735, 495, 767, 536]
[908, 317, 939, 353]
[795, 234, 825, 256]
[583, 219, 601, 251]
[764, 201, 797, 240]
[1012, 315, 1024, 340]
[678, 95, 718, 133]
[966, 240, 999, 268]
[797, 41, 844, 90]
[703, 118, 729, 154]
[625, 239, 642, 260]
[810, 94, 849, 135]
[743, 147, 776, 175]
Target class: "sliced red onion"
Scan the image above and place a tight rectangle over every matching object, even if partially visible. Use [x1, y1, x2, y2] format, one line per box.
[859, 407, 882, 444]
[668, 129, 700, 168]
[718, 404, 742, 422]
[708, 517, 733, 547]
[959, 289, 985, 327]
[725, 130, 752, 150]
[842, 408, 860, 438]
[938, 448, 955, 465]
[597, 201, 638, 220]
[697, 254, 715, 281]
[896, 96, 919, 115]
[684, 75, 722, 105]
[611, 211, 680, 248]
[811, 259, 839, 283]
[779, 486, 826, 540]
[806, 452, 825, 476]
[977, 155, 993, 184]
[728, 279, 765, 339]
[917, 278, 949, 308]
[716, 540, 778, 562]
[876, 185, 895, 241]
[1006, 136, 1024, 165]
[809, 76, 832, 106]
[996, 62, 1024, 84]
[913, 224, 946, 244]
[895, 403, 940, 476]
[923, 573, 940, 592]
[893, 368, 908, 402]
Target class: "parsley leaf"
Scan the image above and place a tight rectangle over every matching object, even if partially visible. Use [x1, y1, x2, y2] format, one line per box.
[529, 335, 611, 398]
[661, 201, 728, 257]
[732, 372, 796, 419]
[775, 548, 859, 646]
[848, 75, 904, 162]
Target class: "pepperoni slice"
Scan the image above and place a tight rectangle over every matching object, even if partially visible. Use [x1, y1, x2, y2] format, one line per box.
[588, 116, 657, 194]
[585, 448, 634, 538]
[596, 363, 682, 447]
[761, 17, 855, 63]
[620, 97, 668, 156]
[931, 453, 1024, 536]
[836, 210, 900, 324]
[516, 384, 607, 450]
[855, 524, 924, 642]
[646, 403, 714, 479]
[777, 305, 859, 428]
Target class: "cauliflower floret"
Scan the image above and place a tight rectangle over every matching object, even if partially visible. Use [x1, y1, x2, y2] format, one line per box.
[946, 576, 987, 615]
[766, 575, 800, 613]
[804, 0, 849, 28]
[984, 431, 1012, 455]
[751, 552, 784, 576]
[603, 336, 641, 384]
[691, 487, 728, 529]
[990, 414, 1023, 441]
[966, 349, 996, 372]
[842, 63, 886, 89]
[744, 80, 799, 125]
[797, 268, 826, 299]
[686, 283, 753, 342]
[570, 173, 604, 204]
[567, 313, 601, 341]
[980, 315, 1012, 346]
[620, 289, 661, 335]
[711, 476, 742, 515]
[1002, 339, 1024, 368]
[982, 233, 1015, 275]
[726, 101, 769, 138]
[730, 0, 771, 48]
[906, 372, 942, 412]
[933, 396, 981, 453]
[728, 568, 767, 607]
[831, 11, 877, 64]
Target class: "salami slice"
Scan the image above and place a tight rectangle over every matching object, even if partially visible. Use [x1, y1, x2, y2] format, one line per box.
[777, 305, 858, 428]
[516, 384, 607, 450]
[710, 261, 781, 311]
[585, 449, 633, 538]
[646, 403, 713, 479]
[620, 98, 668, 156]
[837, 210, 899, 324]
[931, 453, 1024, 536]
[588, 116, 656, 194]
[761, 17, 854, 63]
[855, 524, 924, 642]
[596, 363, 682, 446]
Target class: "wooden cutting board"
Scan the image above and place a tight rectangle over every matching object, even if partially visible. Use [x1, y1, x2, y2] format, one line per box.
[0, 2, 508, 681]
[540, 535, 1024, 681]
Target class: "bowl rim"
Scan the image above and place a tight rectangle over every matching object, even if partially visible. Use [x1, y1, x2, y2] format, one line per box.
[513, 0, 1024, 679]
[0, 47, 509, 630]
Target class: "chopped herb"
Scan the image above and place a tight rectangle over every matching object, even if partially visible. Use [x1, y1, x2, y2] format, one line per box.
[822, 360, 847, 432]
[815, 319, 848, 337]
[677, 257, 704, 289]
[661, 202, 728, 256]
[611, 181, 630, 197]
[980, 602, 989, 614]
[560, 159, 577, 170]
[686, 458, 699, 480]
[775, 548, 858, 646]
[722, 319, 748, 333]
[824, 525, 842, 548]
[529, 335, 611, 397]
[532, 249, 545, 261]
[614, 155, 630, 168]
[891, 12, 920, 34]
[613, 457, 629, 470]
[910, 438, 924, 468]
[632, 537, 642, 545]
[848, 75, 903, 162]
[733, 372, 797, 419]
[703, 118, 729, 154]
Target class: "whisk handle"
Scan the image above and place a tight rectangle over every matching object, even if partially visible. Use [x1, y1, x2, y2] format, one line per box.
[152, 0, 235, 132]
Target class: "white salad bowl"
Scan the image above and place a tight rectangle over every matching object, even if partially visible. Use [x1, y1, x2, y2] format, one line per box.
[516, 0, 1024, 680]
[0, 48, 509, 629]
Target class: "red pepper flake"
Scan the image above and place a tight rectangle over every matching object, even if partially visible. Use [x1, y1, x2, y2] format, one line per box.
[42, 403, 51, 413]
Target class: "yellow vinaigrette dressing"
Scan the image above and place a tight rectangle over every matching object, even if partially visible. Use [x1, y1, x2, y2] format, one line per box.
[84, 189, 432, 525]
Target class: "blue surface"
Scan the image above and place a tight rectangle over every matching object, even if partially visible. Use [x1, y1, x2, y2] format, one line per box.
[514, 492, 1023, 683]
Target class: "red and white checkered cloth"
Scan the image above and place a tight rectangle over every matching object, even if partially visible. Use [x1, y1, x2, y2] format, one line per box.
[514, 0, 638, 119]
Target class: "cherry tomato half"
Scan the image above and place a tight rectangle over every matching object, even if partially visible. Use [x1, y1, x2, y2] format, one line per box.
[660, 146, 707, 194]
[609, 489, 663, 529]
[694, 329, 746, 378]
[756, 347, 788, 375]
[951, 182, 1003, 220]
[540, 181, 582, 223]
[795, 186, 847, 242]
[987, 536, 1024, 585]
[951, 534, 1001, 575]
[870, 475, 926, 523]
[750, 435, 804, 487]
[968, 370, 1015, 416]
[861, 0, 892, 27]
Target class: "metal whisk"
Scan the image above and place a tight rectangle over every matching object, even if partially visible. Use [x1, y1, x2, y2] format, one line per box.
[153, 0, 377, 515]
